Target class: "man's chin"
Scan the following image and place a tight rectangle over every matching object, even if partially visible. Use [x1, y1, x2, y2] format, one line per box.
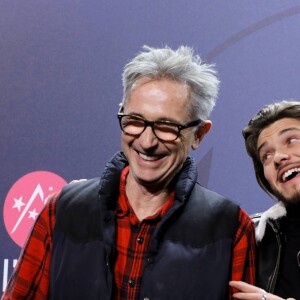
[272, 189, 300, 207]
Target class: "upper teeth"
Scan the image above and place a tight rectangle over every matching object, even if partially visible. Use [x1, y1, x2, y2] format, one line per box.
[139, 153, 159, 161]
[282, 168, 300, 182]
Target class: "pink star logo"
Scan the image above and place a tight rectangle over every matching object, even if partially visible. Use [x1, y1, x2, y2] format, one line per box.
[3, 171, 67, 247]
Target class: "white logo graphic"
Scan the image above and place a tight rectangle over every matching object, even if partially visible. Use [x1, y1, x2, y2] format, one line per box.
[3, 171, 67, 247]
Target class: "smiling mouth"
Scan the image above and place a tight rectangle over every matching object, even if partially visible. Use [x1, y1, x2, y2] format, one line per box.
[139, 152, 162, 161]
[282, 168, 300, 183]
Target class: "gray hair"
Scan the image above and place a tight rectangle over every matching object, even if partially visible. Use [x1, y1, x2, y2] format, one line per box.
[122, 45, 220, 120]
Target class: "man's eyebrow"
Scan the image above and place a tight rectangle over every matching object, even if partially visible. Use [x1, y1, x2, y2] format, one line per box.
[257, 141, 267, 156]
[123, 112, 181, 123]
[257, 127, 300, 154]
[279, 127, 300, 136]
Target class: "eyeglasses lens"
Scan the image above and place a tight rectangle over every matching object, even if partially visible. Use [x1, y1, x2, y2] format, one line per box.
[120, 116, 178, 141]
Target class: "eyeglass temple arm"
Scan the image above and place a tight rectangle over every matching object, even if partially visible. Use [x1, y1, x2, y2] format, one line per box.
[118, 103, 124, 114]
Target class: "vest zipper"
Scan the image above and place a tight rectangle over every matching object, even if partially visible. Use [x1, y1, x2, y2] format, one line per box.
[267, 220, 282, 293]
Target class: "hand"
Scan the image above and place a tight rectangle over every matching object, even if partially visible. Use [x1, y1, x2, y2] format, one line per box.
[229, 281, 295, 300]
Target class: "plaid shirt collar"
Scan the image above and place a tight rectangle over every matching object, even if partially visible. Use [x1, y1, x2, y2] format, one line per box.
[117, 166, 174, 224]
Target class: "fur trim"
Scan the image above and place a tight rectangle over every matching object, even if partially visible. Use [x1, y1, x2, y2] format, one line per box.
[255, 202, 286, 242]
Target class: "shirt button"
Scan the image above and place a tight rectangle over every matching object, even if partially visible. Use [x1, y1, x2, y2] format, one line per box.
[137, 237, 144, 244]
[128, 279, 135, 287]
[146, 256, 154, 264]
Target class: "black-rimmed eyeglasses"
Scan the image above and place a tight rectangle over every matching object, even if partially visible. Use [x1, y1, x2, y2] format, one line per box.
[117, 113, 203, 142]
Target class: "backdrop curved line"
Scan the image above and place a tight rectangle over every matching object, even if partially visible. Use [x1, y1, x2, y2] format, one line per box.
[205, 5, 300, 61]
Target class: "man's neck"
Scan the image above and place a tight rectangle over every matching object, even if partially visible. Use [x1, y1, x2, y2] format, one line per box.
[285, 201, 300, 219]
[125, 175, 173, 221]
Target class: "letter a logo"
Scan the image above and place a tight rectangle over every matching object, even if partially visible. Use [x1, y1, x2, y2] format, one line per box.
[3, 171, 67, 247]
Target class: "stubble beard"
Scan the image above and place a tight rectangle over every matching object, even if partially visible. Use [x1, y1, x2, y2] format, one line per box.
[272, 188, 300, 209]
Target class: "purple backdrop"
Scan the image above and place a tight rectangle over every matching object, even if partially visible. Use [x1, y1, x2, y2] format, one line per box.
[2, 0, 300, 293]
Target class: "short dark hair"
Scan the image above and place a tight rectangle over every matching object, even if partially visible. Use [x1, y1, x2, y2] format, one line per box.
[242, 100, 300, 196]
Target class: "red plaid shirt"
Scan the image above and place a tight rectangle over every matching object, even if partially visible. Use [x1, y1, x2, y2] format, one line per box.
[2, 168, 255, 300]
[113, 166, 175, 299]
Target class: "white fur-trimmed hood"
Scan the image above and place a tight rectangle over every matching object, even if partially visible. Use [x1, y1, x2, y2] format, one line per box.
[255, 202, 286, 242]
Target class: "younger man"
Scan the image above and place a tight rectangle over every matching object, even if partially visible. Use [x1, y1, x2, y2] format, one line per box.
[231, 101, 300, 300]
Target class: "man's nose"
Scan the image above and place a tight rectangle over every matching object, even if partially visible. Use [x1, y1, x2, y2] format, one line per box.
[139, 126, 158, 148]
[273, 150, 289, 166]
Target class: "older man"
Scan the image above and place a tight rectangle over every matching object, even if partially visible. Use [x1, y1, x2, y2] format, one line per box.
[2, 45, 255, 300]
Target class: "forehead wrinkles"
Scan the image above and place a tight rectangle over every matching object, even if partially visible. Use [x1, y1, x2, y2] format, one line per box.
[126, 78, 192, 119]
[257, 123, 282, 150]
[257, 123, 288, 156]
[130, 77, 191, 101]
[257, 119, 300, 152]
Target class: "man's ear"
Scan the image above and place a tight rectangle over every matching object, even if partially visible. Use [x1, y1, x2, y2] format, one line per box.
[191, 120, 212, 150]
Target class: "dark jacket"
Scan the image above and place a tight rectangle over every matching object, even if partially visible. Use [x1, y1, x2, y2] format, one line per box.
[251, 202, 287, 293]
[50, 151, 240, 300]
